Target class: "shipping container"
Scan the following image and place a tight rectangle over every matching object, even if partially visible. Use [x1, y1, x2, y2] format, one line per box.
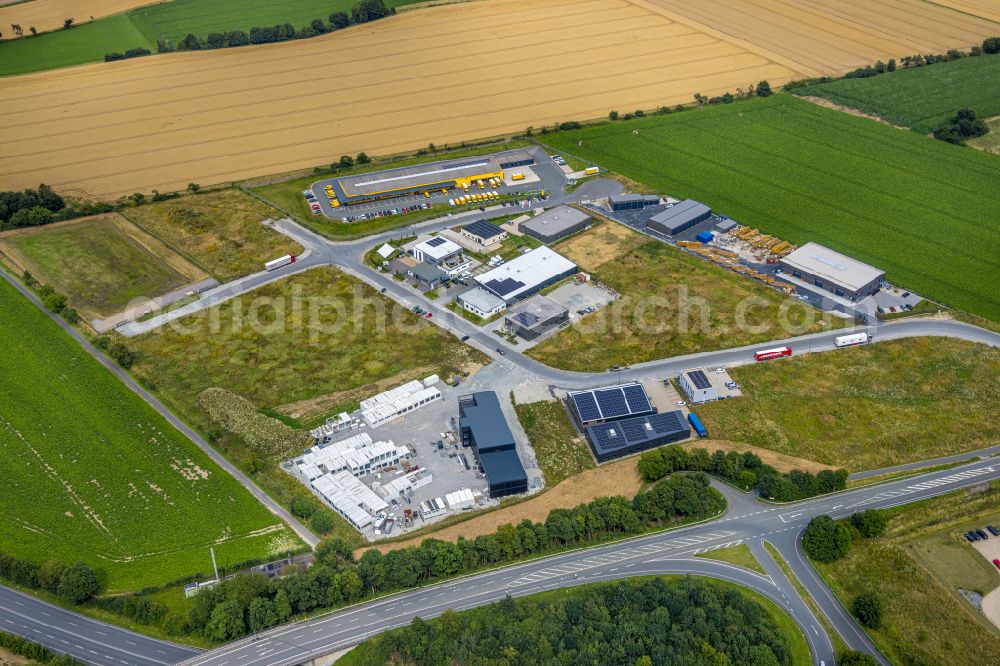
[264, 255, 296, 271]
[695, 231, 714, 244]
[754, 346, 792, 361]
[584, 166, 599, 175]
[835, 332, 870, 348]
[687, 412, 707, 438]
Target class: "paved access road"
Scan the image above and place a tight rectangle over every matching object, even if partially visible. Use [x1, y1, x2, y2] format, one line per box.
[0, 586, 197, 666]
[181, 457, 1000, 666]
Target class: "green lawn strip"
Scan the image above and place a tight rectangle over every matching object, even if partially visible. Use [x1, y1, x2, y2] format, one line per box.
[810, 484, 1000, 664]
[0, 14, 154, 77]
[763, 541, 849, 656]
[795, 55, 1000, 133]
[877, 298, 949, 320]
[4, 215, 187, 316]
[0, 277, 295, 592]
[542, 94, 1000, 322]
[339, 575, 811, 666]
[694, 543, 767, 576]
[514, 399, 594, 487]
[694, 338, 1000, 471]
[125, 267, 487, 547]
[527, 237, 846, 371]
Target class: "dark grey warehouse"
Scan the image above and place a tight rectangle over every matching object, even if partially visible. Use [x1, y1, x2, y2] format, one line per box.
[586, 411, 691, 462]
[646, 199, 712, 236]
[521, 205, 592, 244]
[610, 193, 661, 211]
[458, 392, 528, 498]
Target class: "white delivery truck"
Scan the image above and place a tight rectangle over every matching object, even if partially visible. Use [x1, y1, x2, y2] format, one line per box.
[835, 332, 871, 347]
[264, 254, 296, 271]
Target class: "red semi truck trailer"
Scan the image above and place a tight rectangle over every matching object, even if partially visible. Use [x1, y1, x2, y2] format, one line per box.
[754, 346, 792, 361]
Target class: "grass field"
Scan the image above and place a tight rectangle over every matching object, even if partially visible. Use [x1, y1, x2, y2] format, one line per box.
[695, 544, 767, 576]
[695, 338, 1000, 471]
[544, 95, 1000, 322]
[122, 189, 301, 282]
[969, 115, 1000, 155]
[0, 277, 299, 592]
[814, 482, 1000, 665]
[514, 399, 593, 487]
[798, 55, 1000, 133]
[0, 213, 207, 319]
[125, 267, 486, 542]
[528, 233, 846, 371]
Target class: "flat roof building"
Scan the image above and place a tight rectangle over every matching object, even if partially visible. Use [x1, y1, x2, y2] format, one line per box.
[407, 261, 449, 288]
[568, 382, 655, 428]
[457, 288, 508, 318]
[475, 246, 577, 303]
[647, 199, 712, 236]
[520, 205, 592, 244]
[779, 242, 885, 302]
[413, 237, 463, 264]
[461, 219, 507, 246]
[586, 411, 690, 462]
[458, 392, 528, 498]
[504, 295, 568, 340]
[610, 193, 660, 211]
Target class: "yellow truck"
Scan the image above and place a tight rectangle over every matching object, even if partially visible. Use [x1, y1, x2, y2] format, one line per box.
[511, 173, 525, 181]
[584, 166, 599, 175]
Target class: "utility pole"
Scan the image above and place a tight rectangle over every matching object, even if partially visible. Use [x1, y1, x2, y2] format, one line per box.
[210, 547, 220, 582]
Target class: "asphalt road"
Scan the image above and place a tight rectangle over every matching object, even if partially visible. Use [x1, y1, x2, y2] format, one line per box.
[181, 457, 1000, 666]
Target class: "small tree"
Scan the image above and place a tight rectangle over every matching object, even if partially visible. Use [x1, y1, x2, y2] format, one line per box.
[57, 561, 99, 603]
[29, 26, 37, 36]
[206, 32, 224, 48]
[107, 342, 135, 369]
[802, 515, 852, 562]
[208, 600, 245, 640]
[982, 37, 1000, 54]
[43, 291, 67, 313]
[850, 509, 888, 537]
[310, 510, 334, 534]
[338, 155, 354, 168]
[887, 58, 896, 72]
[356, 151, 371, 164]
[129, 192, 145, 206]
[178, 33, 202, 50]
[187, 182, 201, 194]
[61, 307, 79, 324]
[756, 80, 773, 97]
[63, 17, 74, 29]
[329, 11, 350, 29]
[609, 110, 619, 121]
[851, 592, 883, 629]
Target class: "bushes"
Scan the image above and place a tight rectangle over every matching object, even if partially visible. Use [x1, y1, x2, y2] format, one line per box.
[802, 516, 852, 562]
[0, 551, 100, 604]
[0, 631, 83, 665]
[839, 650, 879, 666]
[983, 37, 1000, 55]
[850, 509, 887, 538]
[933, 107, 989, 144]
[57, 561, 100, 603]
[183, 473, 724, 640]
[637, 446, 848, 500]
[198, 387, 313, 460]
[851, 592, 883, 629]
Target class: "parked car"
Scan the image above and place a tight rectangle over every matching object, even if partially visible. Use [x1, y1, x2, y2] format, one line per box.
[988, 525, 1000, 536]
[461, 335, 470, 341]
[380, 287, 387, 293]
[496, 348, 505, 355]
[968, 532, 979, 541]
[965, 533, 976, 542]
[676, 401, 686, 407]
[977, 529, 989, 539]
[994, 559, 1000, 570]
[425, 312, 432, 318]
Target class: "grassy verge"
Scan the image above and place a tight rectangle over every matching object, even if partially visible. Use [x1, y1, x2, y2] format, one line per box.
[527, 236, 845, 370]
[695, 338, 1000, 471]
[811, 483, 1000, 664]
[514, 399, 594, 487]
[122, 189, 301, 282]
[878, 298, 948, 320]
[695, 544, 767, 576]
[845, 460, 967, 489]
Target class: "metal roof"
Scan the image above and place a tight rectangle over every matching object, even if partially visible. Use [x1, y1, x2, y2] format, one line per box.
[458, 288, 506, 312]
[780, 242, 885, 291]
[648, 199, 712, 231]
[476, 246, 577, 300]
[505, 295, 567, 330]
[463, 219, 506, 241]
[409, 262, 448, 282]
[414, 236, 462, 260]
[459, 392, 515, 453]
[336, 155, 502, 198]
[520, 205, 590, 238]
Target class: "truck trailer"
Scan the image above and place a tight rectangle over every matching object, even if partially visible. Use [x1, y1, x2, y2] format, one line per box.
[687, 412, 708, 438]
[264, 254, 296, 271]
[835, 332, 871, 347]
[754, 346, 792, 361]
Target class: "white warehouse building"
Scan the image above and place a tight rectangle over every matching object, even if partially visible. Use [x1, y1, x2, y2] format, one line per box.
[295, 432, 409, 478]
[311, 470, 389, 530]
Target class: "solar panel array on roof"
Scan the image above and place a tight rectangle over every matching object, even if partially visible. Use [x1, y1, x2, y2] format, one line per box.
[426, 237, 447, 247]
[464, 219, 505, 240]
[585, 410, 690, 462]
[484, 277, 525, 298]
[569, 383, 654, 425]
[511, 311, 540, 327]
[688, 370, 711, 390]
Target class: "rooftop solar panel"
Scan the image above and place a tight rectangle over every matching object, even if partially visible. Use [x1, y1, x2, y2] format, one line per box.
[622, 418, 650, 443]
[484, 277, 525, 298]
[426, 237, 447, 247]
[572, 392, 601, 423]
[688, 370, 712, 390]
[594, 388, 629, 420]
[623, 384, 651, 413]
[650, 411, 687, 434]
[465, 220, 505, 240]
[512, 312, 540, 327]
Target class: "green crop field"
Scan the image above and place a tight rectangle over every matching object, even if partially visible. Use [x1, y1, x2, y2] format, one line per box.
[542, 95, 1000, 322]
[798, 55, 1000, 133]
[0, 277, 300, 592]
[0, 0, 423, 76]
[696, 338, 1000, 471]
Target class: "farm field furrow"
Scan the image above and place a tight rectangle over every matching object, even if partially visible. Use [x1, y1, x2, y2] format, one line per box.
[541, 95, 1000, 322]
[0, 0, 800, 198]
[928, 0, 1000, 24]
[0, 0, 151, 35]
[0, 277, 300, 591]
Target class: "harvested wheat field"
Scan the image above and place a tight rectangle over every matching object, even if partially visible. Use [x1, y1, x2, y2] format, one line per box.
[366, 456, 643, 555]
[2, 0, 998, 199]
[0, 0, 149, 35]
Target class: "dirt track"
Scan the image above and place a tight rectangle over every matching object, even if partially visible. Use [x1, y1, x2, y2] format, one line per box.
[1, 0, 997, 199]
[0, 0, 148, 35]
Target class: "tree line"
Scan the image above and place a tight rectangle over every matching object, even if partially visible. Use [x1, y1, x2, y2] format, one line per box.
[176, 473, 722, 640]
[0, 184, 115, 232]
[637, 446, 848, 501]
[0, 551, 100, 605]
[0, 631, 83, 666]
[353, 576, 796, 666]
[157, 0, 393, 54]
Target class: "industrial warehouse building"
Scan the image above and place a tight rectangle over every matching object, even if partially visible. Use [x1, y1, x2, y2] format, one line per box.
[325, 149, 535, 204]
[461, 219, 507, 246]
[677, 367, 739, 404]
[458, 392, 528, 498]
[310, 471, 389, 531]
[457, 288, 508, 318]
[586, 411, 690, 462]
[521, 205, 592, 244]
[647, 199, 712, 236]
[610, 193, 660, 211]
[779, 242, 885, 302]
[475, 246, 578, 304]
[568, 382, 655, 428]
[503, 295, 569, 340]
